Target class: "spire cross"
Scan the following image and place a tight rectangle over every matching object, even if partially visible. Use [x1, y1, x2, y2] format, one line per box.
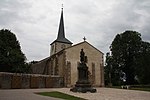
[62, 4, 63, 9]
[83, 36, 86, 41]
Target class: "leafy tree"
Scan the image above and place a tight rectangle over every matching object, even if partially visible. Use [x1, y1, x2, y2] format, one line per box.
[135, 41, 150, 84]
[0, 29, 26, 73]
[106, 30, 150, 85]
[105, 52, 122, 86]
[105, 52, 112, 86]
[110, 30, 142, 85]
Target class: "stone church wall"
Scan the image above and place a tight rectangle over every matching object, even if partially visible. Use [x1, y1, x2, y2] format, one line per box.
[31, 57, 50, 74]
[65, 41, 104, 87]
[0, 72, 63, 89]
[57, 51, 65, 77]
[50, 42, 72, 56]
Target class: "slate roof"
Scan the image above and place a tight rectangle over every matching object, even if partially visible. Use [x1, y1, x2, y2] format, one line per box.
[51, 8, 72, 44]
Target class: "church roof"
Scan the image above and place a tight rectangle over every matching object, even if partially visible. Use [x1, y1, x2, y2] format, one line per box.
[65, 41, 104, 54]
[51, 8, 72, 44]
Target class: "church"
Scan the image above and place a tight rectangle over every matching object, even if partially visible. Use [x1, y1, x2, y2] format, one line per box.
[31, 8, 104, 87]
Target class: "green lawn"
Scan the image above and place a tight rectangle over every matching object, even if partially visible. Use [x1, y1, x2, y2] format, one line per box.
[36, 91, 86, 100]
[130, 88, 150, 92]
[107, 86, 150, 92]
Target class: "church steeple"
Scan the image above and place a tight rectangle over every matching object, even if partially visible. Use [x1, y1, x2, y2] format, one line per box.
[57, 8, 65, 40]
[54, 8, 72, 44]
[50, 7, 72, 55]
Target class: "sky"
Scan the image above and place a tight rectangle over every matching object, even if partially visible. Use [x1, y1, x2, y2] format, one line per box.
[0, 0, 150, 62]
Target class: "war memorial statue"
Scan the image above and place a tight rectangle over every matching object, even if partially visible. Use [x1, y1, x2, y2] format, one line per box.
[70, 49, 96, 93]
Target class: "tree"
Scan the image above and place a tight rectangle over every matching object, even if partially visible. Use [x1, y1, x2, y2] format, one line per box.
[135, 41, 150, 84]
[106, 30, 150, 85]
[111, 30, 142, 85]
[105, 52, 112, 86]
[105, 52, 122, 86]
[0, 29, 26, 73]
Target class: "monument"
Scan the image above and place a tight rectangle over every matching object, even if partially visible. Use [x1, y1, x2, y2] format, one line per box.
[70, 49, 97, 93]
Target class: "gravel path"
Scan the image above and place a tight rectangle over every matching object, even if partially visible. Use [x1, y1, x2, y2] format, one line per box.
[0, 88, 150, 100]
[53, 88, 150, 100]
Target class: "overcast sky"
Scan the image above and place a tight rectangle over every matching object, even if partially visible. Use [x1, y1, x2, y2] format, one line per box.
[0, 0, 150, 62]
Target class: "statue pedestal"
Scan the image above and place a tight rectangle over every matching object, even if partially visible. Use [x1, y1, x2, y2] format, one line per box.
[70, 83, 96, 93]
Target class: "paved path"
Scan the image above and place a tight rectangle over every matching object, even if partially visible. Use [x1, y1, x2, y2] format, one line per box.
[0, 88, 150, 100]
[0, 89, 62, 100]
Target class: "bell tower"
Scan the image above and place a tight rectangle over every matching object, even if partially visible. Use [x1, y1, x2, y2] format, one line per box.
[50, 7, 72, 55]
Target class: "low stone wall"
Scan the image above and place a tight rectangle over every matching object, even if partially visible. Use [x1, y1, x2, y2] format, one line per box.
[0, 72, 64, 89]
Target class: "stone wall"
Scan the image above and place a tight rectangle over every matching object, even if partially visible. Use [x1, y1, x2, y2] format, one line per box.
[65, 41, 104, 87]
[31, 57, 50, 74]
[0, 72, 64, 89]
[50, 42, 72, 56]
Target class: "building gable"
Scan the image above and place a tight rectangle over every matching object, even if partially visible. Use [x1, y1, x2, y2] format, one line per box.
[64, 41, 104, 87]
[65, 41, 103, 55]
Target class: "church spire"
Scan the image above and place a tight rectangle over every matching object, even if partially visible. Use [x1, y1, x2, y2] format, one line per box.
[55, 7, 72, 44]
[57, 7, 65, 39]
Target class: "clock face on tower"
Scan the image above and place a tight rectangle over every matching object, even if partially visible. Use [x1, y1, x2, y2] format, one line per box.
[61, 44, 66, 49]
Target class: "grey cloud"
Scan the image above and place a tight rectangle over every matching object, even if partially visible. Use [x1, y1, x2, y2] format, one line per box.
[87, 0, 150, 54]
[0, 0, 30, 25]
[0, 0, 150, 61]
[65, 0, 150, 55]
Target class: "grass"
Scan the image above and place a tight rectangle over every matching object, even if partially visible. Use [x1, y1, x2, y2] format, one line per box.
[106, 85, 150, 92]
[130, 88, 150, 92]
[36, 91, 86, 100]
